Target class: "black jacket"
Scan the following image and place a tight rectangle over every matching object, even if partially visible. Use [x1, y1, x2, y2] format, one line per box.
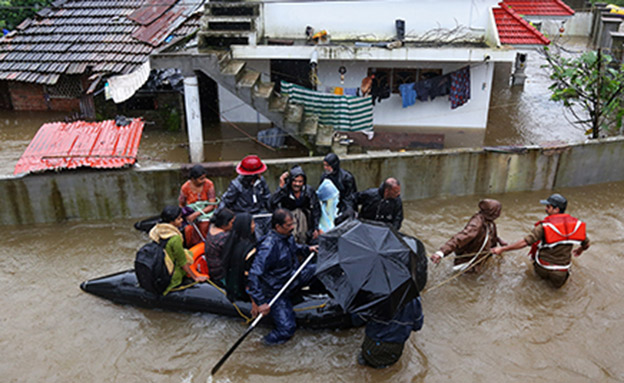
[354, 185, 403, 230]
[269, 166, 321, 238]
[319, 153, 357, 213]
[220, 175, 271, 214]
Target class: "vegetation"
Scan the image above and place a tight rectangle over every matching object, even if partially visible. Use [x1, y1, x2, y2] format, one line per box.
[543, 47, 624, 138]
[0, 0, 53, 32]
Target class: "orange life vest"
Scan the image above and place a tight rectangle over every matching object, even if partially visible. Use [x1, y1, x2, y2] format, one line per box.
[528, 214, 586, 271]
[189, 242, 209, 278]
[540, 214, 586, 247]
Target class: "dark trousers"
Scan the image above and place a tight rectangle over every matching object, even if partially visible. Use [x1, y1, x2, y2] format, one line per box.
[263, 263, 316, 345]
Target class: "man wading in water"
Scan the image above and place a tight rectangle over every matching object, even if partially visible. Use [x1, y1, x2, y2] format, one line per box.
[492, 193, 589, 288]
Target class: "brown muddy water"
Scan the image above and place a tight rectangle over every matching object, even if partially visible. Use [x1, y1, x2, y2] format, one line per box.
[1, 181, 622, 382]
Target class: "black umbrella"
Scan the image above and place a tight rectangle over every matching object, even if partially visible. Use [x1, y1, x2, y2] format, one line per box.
[315, 219, 427, 320]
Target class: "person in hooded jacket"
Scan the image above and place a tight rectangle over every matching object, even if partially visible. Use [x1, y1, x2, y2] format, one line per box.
[269, 165, 321, 244]
[318, 153, 357, 215]
[220, 155, 271, 238]
[430, 199, 507, 273]
[354, 177, 403, 230]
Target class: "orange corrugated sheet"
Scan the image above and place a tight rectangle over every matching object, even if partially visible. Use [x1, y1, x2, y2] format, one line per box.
[14, 118, 144, 175]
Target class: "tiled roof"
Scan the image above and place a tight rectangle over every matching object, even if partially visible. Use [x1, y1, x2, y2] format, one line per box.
[0, 0, 203, 86]
[503, 0, 574, 17]
[494, 3, 551, 46]
[14, 118, 144, 175]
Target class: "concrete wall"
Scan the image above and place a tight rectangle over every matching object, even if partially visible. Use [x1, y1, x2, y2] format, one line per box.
[1, 137, 623, 226]
[538, 12, 593, 37]
[262, 0, 498, 42]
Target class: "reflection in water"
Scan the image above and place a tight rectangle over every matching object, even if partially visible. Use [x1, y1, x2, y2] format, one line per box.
[1, 182, 623, 382]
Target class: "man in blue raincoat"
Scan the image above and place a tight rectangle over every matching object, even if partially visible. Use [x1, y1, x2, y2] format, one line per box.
[247, 209, 317, 345]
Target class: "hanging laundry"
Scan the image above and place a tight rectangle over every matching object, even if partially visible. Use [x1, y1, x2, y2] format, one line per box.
[398, 83, 417, 108]
[370, 79, 390, 105]
[333, 87, 344, 95]
[430, 75, 450, 99]
[414, 74, 450, 102]
[281, 81, 374, 132]
[344, 88, 358, 97]
[449, 66, 471, 109]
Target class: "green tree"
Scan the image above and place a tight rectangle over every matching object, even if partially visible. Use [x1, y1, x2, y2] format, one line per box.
[0, 0, 53, 32]
[543, 47, 624, 139]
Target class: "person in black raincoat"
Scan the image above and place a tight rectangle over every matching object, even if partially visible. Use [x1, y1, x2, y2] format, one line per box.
[247, 209, 317, 345]
[221, 213, 256, 301]
[318, 153, 357, 215]
[269, 165, 321, 244]
[219, 155, 271, 215]
[353, 177, 403, 230]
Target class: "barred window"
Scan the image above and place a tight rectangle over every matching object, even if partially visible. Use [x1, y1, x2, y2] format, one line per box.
[45, 76, 83, 99]
[367, 67, 443, 94]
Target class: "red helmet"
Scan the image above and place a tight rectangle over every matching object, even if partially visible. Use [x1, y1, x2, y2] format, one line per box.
[236, 155, 267, 175]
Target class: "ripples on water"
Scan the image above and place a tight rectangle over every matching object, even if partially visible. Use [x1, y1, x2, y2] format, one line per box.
[0, 182, 623, 382]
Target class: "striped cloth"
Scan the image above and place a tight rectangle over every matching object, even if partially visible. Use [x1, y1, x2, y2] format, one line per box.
[281, 81, 373, 132]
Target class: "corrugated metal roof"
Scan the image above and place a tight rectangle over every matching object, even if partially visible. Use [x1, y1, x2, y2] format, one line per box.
[14, 118, 144, 175]
[494, 2, 551, 46]
[0, 0, 203, 86]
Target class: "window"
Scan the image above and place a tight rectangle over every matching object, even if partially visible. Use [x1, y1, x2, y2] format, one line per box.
[367, 67, 443, 94]
[392, 69, 418, 93]
[45, 76, 83, 99]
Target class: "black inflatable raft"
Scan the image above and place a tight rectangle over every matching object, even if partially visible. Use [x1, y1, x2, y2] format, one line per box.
[80, 270, 354, 330]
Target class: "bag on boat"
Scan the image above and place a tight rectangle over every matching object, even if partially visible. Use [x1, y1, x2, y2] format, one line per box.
[134, 239, 172, 295]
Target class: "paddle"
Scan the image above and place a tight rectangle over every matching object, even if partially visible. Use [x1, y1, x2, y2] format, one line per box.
[211, 251, 317, 376]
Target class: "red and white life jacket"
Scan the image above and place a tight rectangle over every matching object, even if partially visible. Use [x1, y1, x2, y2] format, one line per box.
[529, 214, 586, 271]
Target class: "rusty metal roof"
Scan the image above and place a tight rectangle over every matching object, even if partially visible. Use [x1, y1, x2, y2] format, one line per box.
[0, 0, 203, 86]
[14, 118, 144, 175]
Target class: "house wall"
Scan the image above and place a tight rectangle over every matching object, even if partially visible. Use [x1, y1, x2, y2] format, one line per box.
[1, 137, 623, 226]
[538, 12, 593, 37]
[8, 82, 79, 112]
[262, 0, 499, 41]
[316, 60, 494, 129]
[221, 58, 495, 130]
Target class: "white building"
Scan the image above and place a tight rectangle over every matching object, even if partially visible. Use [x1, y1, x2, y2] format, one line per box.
[153, 0, 574, 159]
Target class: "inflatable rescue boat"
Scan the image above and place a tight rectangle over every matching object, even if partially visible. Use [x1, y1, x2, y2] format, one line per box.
[80, 270, 354, 330]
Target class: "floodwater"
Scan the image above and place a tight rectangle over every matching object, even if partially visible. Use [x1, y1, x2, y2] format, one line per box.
[0, 110, 307, 176]
[484, 37, 591, 147]
[1, 36, 621, 382]
[1, 181, 622, 382]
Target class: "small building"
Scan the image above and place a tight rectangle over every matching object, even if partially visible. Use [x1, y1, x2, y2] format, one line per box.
[0, 0, 204, 121]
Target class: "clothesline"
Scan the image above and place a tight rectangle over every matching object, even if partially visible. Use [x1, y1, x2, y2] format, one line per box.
[398, 65, 471, 110]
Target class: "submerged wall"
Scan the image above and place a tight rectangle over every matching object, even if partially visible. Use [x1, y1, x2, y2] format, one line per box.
[1, 137, 623, 226]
